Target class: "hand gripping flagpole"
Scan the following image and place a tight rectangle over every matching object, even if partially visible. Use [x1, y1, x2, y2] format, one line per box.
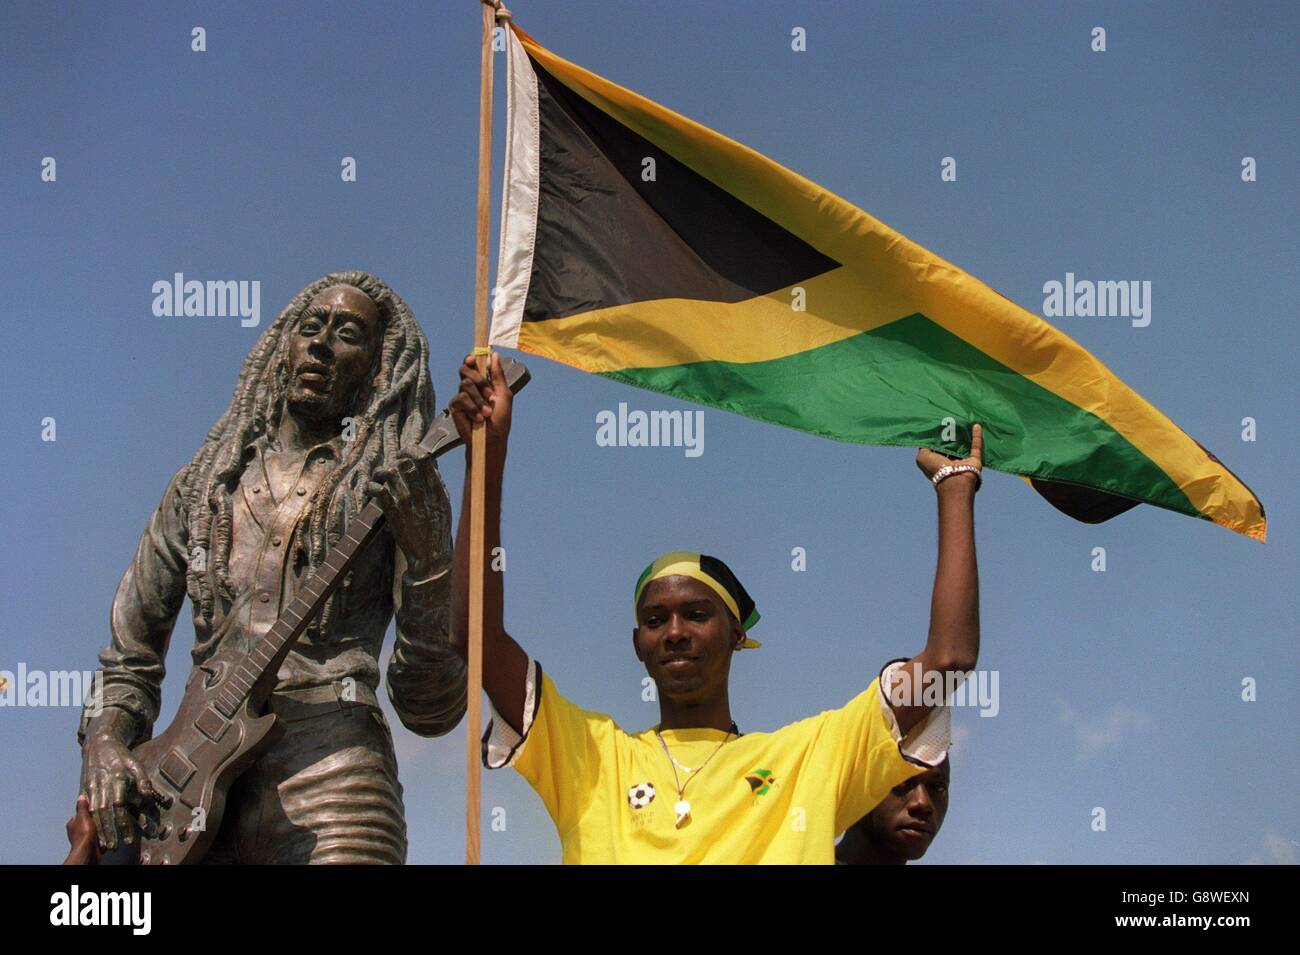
[467, 0, 509, 865]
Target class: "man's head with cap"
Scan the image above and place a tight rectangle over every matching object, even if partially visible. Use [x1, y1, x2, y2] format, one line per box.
[632, 552, 759, 706]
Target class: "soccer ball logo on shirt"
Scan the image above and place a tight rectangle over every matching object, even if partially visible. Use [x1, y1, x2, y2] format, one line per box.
[627, 782, 656, 809]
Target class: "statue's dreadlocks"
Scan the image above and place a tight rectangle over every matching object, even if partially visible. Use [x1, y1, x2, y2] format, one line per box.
[177, 271, 434, 637]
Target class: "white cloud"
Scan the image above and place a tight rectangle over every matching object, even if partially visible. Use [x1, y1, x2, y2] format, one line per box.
[1056, 699, 1151, 760]
[1245, 830, 1298, 865]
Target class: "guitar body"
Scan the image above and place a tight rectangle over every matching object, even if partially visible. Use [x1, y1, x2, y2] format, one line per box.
[132, 644, 284, 865]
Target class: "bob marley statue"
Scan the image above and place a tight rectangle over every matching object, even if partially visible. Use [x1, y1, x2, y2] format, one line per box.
[77, 271, 465, 864]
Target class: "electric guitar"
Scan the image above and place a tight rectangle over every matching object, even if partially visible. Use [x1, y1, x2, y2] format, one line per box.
[130, 356, 529, 864]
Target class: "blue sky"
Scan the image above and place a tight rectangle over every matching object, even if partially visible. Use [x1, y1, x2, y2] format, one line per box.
[1, 0, 1296, 864]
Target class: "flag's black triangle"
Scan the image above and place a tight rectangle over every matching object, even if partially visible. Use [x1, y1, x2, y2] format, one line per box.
[524, 57, 841, 323]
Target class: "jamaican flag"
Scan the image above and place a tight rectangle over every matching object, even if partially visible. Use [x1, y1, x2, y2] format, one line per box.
[489, 24, 1265, 542]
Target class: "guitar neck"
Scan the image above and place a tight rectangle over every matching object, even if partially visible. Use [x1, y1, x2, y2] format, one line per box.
[214, 499, 388, 717]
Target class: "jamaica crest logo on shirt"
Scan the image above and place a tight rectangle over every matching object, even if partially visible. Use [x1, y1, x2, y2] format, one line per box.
[744, 768, 778, 798]
[628, 781, 656, 810]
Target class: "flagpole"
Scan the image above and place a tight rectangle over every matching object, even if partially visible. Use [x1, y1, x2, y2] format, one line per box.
[467, 0, 504, 866]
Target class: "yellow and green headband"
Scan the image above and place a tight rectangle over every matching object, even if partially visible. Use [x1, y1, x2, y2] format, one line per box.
[634, 551, 762, 649]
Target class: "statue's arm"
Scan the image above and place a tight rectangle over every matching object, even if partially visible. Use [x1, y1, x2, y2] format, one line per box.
[384, 466, 468, 738]
[79, 467, 190, 849]
[79, 467, 191, 753]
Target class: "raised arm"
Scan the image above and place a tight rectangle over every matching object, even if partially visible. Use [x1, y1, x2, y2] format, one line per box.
[449, 352, 531, 734]
[889, 423, 983, 735]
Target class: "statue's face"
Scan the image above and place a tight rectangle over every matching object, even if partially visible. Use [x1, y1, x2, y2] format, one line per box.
[284, 285, 382, 422]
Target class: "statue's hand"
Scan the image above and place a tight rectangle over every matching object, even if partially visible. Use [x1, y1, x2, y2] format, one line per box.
[367, 445, 451, 578]
[83, 734, 158, 851]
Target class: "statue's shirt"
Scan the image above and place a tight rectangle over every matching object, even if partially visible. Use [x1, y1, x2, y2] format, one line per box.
[80, 434, 466, 745]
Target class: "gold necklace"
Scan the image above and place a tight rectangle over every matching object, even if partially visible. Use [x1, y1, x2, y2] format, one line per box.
[655, 721, 738, 828]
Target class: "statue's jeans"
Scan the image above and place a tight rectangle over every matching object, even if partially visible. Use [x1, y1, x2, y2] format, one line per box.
[202, 702, 407, 864]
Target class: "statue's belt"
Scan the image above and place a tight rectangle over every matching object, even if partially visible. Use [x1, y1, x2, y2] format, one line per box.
[267, 681, 380, 722]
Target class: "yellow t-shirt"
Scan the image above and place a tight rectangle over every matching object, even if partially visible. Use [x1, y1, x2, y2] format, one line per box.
[485, 660, 942, 864]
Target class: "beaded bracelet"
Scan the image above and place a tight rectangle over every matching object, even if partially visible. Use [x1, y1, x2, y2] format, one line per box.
[931, 463, 981, 492]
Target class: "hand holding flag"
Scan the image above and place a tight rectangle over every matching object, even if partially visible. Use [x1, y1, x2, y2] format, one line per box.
[918, 424, 984, 491]
[450, 352, 515, 461]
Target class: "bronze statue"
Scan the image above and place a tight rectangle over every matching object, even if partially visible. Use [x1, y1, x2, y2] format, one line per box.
[78, 271, 466, 864]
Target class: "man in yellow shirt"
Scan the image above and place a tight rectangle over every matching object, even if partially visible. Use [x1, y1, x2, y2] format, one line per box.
[447, 353, 982, 864]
